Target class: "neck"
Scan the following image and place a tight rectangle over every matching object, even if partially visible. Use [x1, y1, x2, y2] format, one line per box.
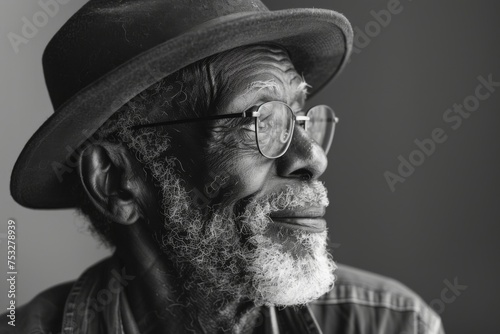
[114, 224, 261, 334]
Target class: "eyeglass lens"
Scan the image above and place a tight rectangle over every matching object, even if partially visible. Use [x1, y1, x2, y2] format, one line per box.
[256, 102, 336, 158]
[255, 102, 294, 158]
[305, 105, 336, 155]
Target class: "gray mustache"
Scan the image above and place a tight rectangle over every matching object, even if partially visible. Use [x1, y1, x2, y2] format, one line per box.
[258, 181, 329, 211]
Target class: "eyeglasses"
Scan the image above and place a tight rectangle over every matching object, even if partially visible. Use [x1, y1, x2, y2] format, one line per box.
[131, 101, 339, 159]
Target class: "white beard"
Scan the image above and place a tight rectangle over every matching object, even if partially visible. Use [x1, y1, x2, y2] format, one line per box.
[246, 227, 336, 306]
[152, 158, 336, 307]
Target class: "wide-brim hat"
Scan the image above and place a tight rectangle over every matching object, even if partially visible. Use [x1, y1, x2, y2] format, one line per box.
[11, 0, 353, 209]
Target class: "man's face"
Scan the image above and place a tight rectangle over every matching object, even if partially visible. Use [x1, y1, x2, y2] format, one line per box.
[126, 45, 336, 306]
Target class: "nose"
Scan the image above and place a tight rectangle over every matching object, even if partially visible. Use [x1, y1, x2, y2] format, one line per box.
[275, 124, 328, 180]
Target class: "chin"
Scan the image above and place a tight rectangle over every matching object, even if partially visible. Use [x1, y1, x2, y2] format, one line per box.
[247, 229, 337, 307]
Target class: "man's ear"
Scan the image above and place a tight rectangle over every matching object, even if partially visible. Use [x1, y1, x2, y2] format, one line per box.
[78, 143, 145, 225]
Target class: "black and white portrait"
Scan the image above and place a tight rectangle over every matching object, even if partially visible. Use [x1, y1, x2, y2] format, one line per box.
[1, 1, 499, 333]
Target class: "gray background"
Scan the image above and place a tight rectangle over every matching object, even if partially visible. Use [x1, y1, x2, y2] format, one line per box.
[1, 1, 499, 333]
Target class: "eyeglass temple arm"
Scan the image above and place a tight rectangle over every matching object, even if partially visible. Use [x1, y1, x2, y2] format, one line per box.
[130, 110, 258, 130]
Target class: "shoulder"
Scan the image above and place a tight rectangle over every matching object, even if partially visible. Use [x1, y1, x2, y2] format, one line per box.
[309, 264, 445, 334]
[0, 258, 114, 333]
[0, 281, 74, 334]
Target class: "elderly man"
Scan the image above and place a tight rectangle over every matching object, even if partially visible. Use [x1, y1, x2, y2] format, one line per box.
[3, 0, 444, 333]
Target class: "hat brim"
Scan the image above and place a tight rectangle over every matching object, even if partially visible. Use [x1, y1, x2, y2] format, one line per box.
[11, 8, 353, 209]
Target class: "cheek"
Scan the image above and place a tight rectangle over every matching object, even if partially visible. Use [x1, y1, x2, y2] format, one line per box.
[207, 153, 274, 208]
[230, 156, 272, 197]
[160, 129, 271, 210]
[203, 127, 274, 202]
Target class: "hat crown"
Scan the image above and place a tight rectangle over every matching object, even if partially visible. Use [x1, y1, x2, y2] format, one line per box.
[43, 0, 269, 110]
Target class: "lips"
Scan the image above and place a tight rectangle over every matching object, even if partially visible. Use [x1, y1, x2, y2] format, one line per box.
[269, 207, 327, 233]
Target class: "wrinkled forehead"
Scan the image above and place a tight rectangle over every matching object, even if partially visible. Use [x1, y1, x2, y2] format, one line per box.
[210, 44, 309, 114]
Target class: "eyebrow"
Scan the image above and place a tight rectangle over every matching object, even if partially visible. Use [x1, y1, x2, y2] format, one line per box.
[247, 80, 282, 96]
[294, 80, 310, 107]
[246, 78, 310, 109]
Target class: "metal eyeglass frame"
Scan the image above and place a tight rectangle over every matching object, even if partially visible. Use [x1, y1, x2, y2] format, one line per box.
[130, 101, 339, 159]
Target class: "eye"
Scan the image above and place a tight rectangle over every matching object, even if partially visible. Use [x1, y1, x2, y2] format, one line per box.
[241, 118, 255, 132]
[258, 117, 274, 131]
